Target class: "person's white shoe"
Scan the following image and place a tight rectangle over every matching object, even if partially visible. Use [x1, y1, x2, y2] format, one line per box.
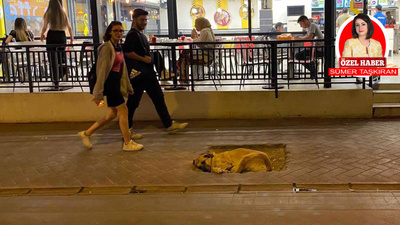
[77, 131, 92, 149]
[123, 140, 144, 152]
[129, 128, 143, 140]
[167, 121, 188, 133]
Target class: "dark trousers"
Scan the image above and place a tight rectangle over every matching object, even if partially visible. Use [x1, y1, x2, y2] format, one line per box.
[46, 30, 67, 88]
[151, 52, 165, 76]
[295, 49, 323, 77]
[127, 71, 172, 129]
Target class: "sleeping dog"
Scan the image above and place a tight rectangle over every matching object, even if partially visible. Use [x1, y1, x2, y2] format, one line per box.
[193, 148, 273, 173]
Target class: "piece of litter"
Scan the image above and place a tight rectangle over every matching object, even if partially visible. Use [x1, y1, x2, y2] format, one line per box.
[293, 188, 317, 192]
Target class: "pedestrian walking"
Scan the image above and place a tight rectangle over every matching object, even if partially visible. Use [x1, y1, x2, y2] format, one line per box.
[123, 9, 188, 138]
[78, 21, 143, 152]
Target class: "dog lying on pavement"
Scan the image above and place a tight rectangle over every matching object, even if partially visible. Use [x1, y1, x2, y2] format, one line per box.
[193, 148, 273, 173]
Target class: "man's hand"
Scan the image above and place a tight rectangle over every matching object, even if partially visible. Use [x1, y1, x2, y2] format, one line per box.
[128, 90, 134, 95]
[143, 56, 152, 64]
[40, 34, 45, 42]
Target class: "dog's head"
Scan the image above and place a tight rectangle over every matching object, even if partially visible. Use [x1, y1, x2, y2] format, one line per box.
[193, 153, 214, 172]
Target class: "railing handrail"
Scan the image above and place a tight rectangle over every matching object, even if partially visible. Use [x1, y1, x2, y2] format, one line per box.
[0, 39, 333, 49]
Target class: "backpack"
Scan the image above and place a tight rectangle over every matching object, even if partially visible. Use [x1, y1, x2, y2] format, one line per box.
[88, 64, 96, 94]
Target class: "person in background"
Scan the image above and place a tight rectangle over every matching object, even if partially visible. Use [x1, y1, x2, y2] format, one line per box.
[293, 15, 324, 77]
[148, 33, 172, 82]
[123, 9, 188, 138]
[5, 18, 34, 44]
[336, 8, 351, 28]
[40, 0, 74, 90]
[374, 5, 386, 27]
[386, 11, 396, 28]
[78, 21, 143, 152]
[267, 22, 284, 40]
[177, 17, 216, 82]
[2, 18, 35, 83]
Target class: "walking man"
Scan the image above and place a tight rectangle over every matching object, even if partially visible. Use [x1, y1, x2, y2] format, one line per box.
[123, 9, 188, 138]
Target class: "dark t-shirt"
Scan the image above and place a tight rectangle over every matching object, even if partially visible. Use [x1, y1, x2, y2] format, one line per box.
[9, 30, 34, 42]
[123, 28, 152, 73]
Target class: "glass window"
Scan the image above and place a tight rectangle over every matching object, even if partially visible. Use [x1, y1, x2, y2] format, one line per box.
[176, 0, 250, 36]
[68, 0, 92, 37]
[115, 0, 167, 35]
[98, 0, 115, 38]
[1, 0, 87, 38]
[2, 0, 51, 36]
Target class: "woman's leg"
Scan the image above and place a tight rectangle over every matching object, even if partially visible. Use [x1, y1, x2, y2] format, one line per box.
[85, 108, 117, 136]
[115, 103, 131, 145]
[78, 108, 117, 149]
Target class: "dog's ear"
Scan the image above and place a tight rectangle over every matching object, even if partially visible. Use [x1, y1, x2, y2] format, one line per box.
[204, 153, 214, 158]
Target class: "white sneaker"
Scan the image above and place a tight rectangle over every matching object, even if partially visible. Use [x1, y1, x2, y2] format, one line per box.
[129, 128, 143, 140]
[123, 140, 144, 151]
[77, 131, 92, 149]
[167, 121, 188, 133]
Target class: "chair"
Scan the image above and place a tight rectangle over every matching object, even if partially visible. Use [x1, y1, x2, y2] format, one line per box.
[238, 37, 270, 89]
[61, 42, 93, 91]
[189, 45, 221, 90]
[287, 37, 321, 88]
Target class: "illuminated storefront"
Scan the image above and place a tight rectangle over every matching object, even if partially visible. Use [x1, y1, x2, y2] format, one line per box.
[0, 0, 398, 41]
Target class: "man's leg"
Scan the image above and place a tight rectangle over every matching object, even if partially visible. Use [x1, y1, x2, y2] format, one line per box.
[295, 49, 312, 60]
[295, 49, 314, 76]
[126, 82, 145, 129]
[144, 73, 173, 128]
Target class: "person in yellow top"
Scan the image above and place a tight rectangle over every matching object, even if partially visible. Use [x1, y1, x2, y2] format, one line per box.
[342, 13, 383, 57]
[336, 8, 351, 28]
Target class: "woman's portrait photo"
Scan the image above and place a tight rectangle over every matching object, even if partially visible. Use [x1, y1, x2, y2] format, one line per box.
[342, 13, 383, 57]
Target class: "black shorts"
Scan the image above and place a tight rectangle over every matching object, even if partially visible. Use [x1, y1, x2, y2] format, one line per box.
[104, 71, 124, 107]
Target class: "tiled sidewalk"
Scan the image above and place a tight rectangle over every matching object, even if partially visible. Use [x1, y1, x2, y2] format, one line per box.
[1, 119, 400, 188]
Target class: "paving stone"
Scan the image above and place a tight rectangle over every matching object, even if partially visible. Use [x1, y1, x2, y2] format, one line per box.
[29, 187, 81, 196]
[186, 185, 239, 193]
[1, 120, 400, 188]
[80, 187, 133, 195]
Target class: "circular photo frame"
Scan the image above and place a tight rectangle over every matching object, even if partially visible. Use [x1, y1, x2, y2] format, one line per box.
[190, 5, 206, 18]
[214, 9, 231, 26]
[335, 14, 388, 58]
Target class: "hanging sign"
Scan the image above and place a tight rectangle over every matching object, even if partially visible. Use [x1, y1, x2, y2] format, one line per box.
[353, 0, 363, 9]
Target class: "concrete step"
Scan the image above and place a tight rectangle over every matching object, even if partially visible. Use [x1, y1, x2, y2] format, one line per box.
[373, 103, 400, 117]
[377, 83, 400, 90]
[373, 90, 400, 103]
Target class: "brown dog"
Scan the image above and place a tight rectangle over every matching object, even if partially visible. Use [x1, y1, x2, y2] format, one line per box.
[193, 148, 273, 173]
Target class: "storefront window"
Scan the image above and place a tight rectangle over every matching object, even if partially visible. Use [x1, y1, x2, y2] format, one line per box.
[98, 0, 115, 38]
[115, 0, 167, 35]
[2, 0, 52, 36]
[1, 0, 88, 38]
[68, 0, 92, 37]
[176, 0, 249, 36]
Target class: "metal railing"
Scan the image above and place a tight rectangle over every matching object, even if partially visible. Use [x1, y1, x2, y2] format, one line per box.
[0, 40, 372, 96]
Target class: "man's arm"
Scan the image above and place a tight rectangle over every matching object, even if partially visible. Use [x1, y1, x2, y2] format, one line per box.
[294, 32, 313, 40]
[124, 52, 152, 64]
[123, 31, 152, 64]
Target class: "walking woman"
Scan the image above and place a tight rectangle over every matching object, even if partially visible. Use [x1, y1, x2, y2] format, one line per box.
[40, 0, 74, 89]
[5, 18, 34, 44]
[78, 21, 143, 151]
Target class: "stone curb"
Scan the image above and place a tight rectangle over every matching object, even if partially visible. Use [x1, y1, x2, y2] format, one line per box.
[1, 183, 400, 196]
